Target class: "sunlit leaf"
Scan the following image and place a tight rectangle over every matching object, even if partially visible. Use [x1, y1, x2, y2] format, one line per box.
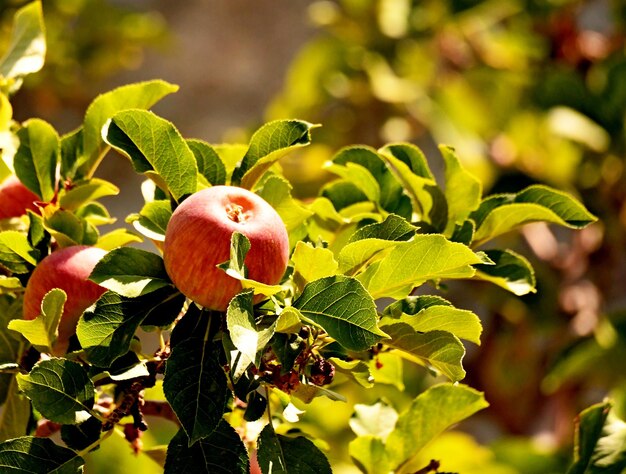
[14, 119, 58, 202]
[473, 249, 536, 296]
[0, 1, 45, 81]
[8, 289, 65, 351]
[79, 80, 178, 177]
[90, 247, 170, 297]
[232, 120, 317, 189]
[103, 109, 197, 202]
[386, 383, 488, 471]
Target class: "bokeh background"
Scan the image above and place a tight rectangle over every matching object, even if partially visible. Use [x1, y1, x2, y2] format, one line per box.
[2, 1, 625, 473]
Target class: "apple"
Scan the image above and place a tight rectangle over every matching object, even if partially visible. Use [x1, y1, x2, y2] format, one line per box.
[0, 175, 39, 219]
[23, 245, 107, 354]
[163, 185, 289, 311]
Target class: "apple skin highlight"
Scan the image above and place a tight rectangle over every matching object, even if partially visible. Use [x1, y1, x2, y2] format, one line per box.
[23, 245, 107, 354]
[163, 186, 290, 311]
[0, 175, 39, 219]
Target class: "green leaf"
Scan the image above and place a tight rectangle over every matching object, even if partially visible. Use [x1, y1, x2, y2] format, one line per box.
[292, 241, 339, 283]
[473, 249, 536, 296]
[0, 1, 45, 81]
[329, 357, 373, 388]
[382, 328, 466, 381]
[8, 289, 65, 351]
[42, 207, 97, 247]
[386, 383, 488, 472]
[74, 202, 114, 226]
[127, 199, 172, 242]
[378, 143, 447, 229]
[164, 421, 248, 474]
[0, 295, 22, 404]
[0, 436, 84, 473]
[77, 288, 184, 366]
[357, 234, 482, 299]
[27, 210, 46, 247]
[17, 358, 95, 425]
[349, 214, 417, 243]
[349, 435, 392, 474]
[103, 109, 197, 202]
[439, 145, 481, 232]
[187, 139, 226, 186]
[0, 276, 21, 292]
[567, 402, 626, 474]
[333, 146, 411, 218]
[0, 375, 30, 442]
[96, 228, 142, 250]
[14, 118, 59, 202]
[226, 291, 275, 367]
[232, 119, 317, 189]
[61, 416, 103, 452]
[257, 175, 313, 232]
[0, 230, 38, 273]
[473, 185, 597, 245]
[79, 80, 178, 177]
[164, 310, 228, 445]
[89, 247, 170, 297]
[58, 178, 119, 211]
[275, 306, 303, 334]
[381, 296, 482, 345]
[257, 423, 332, 474]
[293, 275, 388, 351]
[60, 127, 83, 180]
[325, 162, 381, 202]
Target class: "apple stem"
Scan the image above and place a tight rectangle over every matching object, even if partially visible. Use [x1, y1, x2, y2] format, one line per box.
[225, 203, 250, 223]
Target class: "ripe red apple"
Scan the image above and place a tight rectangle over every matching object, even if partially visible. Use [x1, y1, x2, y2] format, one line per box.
[0, 175, 39, 219]
[163, 185, 289, 311]
[23, 245, 107, 354]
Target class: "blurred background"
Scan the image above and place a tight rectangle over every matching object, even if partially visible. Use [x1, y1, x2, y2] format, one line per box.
[2, 0, 626, 473]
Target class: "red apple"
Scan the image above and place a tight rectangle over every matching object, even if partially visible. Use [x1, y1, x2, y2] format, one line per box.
[0, 175, 39, 219]
[23, 245, 107, 354]
[163, 185, 289, 311]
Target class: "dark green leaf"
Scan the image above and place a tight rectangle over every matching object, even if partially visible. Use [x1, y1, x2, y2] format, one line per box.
[567, 402, 626, 474]
[333, 146, 411, 218]
[349, 214, 416, 243]
[61, 416, 103, 452]
[0, 230, 38, 274]
[77, 288, 184, 366]
[187, 139, 226, 186]
[0, 295, 22, 405]
[89, 247, 171, 297]
[473, 249, 536, 296]
[450, 219, 475, 245]
[0, 436, 84, 473]
[164, 310, 228, 445]
[257, 423, 332, 474]
[14, 119, 59, 202]
[232, 120, 317, 189]
[16, 358, 94, 425]
[164, 421, 247, 474]
[103, 109, 197, 202]
[60, 127, 83, 180]
[27, 210, 46, 248]
[0, 1, 45, 81]
[79, 80, 178, 177]
[473, 185, 597, 245]
[293, 275, 387, 351]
